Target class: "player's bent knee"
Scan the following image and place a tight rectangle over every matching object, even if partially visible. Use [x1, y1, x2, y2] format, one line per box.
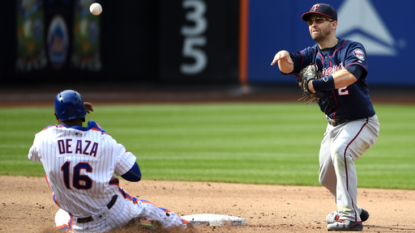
[319, 176, 331, 187]
[331, 150, 346, 161]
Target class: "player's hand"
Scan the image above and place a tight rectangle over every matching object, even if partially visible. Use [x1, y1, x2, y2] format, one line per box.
[298, 80, 316, 93]
[308, 80, 316, 93]
[270, 50, 294, 66]
[84, 102, 94, 114]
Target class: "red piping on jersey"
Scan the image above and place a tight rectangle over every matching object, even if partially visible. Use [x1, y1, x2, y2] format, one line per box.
[327, 98, 332, 114]
[323, 39, 347, 69]
[329, 39, 347, 60]
[300, 51, 305, 70]
[329, 40, 369, 77]
[351, 198, 358, 222]
[345, 62, 367, 71]
[317, 52, 325, 81]
[343, 117, 369, 222]
[332, 90, 338, 119]
[319, 40, 346, 68]
[290, 51, 305, 77]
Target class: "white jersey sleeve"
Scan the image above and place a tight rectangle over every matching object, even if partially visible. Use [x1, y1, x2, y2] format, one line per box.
[28, 125, 56, 162]
[114, 143, 137, 176]
[28, 139, 41, 162]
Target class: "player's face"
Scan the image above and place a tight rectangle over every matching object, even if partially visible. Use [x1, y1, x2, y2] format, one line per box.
[307, 15, 334, 42]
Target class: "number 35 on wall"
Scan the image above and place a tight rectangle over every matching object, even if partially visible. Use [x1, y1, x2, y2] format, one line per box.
[181, 0, 207, 75]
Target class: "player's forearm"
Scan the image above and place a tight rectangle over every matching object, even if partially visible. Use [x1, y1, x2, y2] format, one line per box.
[310, 69, 357, 93]
[332, 69, 358, 88]
[279, 62, 294, 74]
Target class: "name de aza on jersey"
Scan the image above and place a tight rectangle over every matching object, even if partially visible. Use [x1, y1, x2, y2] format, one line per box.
[57, 139, 99, 157]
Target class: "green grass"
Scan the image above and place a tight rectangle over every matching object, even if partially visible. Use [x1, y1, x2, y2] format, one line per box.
[1, 103, 414, 189]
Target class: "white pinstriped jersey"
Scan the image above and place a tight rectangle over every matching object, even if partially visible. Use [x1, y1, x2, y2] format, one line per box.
[28, 121, 136, 218]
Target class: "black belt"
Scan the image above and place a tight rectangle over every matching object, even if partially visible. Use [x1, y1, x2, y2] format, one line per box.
[77, 195, 118, 224]
[327, 117, 349, 127]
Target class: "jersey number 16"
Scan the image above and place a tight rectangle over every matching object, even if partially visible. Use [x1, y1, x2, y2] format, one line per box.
[61, 161, 93, 190]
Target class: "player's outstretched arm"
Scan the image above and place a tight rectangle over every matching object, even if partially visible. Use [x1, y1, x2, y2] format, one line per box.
[270, 50, 294, 74]
[84, 102, 94, 114]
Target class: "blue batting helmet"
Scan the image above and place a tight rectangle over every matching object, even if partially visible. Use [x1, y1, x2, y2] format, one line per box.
[54, 90, 86, 121]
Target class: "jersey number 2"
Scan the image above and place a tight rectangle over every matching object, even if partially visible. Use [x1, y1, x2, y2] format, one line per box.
[338, 86, 349, 95]
[61, 162, 93, 190]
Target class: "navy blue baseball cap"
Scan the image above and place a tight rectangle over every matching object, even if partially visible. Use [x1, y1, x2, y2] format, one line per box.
[301, 3, 337, 21]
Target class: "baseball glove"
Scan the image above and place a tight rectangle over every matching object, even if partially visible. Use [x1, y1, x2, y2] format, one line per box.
[297, 64, 324, 104]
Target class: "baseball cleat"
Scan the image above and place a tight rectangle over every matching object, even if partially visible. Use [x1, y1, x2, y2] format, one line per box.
[327, 219, 363, 231]
[326, 209, 369, 224]
[326, 211, 340, 224]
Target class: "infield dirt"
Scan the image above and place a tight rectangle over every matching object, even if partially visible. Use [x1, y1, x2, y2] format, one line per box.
[1, 176, 415, 233]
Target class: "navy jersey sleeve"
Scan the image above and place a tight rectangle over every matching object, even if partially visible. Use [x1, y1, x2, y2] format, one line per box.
[346, 65, 366, 80]
[121, 162, 141, 182]
[289, 46, 316, 75]
[343, 42, 368, 79]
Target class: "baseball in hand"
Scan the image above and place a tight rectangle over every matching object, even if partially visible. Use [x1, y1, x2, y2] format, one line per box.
[90, 3, 102, 16]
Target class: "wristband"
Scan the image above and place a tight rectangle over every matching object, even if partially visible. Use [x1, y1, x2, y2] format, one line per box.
[313, 75, 335, 91]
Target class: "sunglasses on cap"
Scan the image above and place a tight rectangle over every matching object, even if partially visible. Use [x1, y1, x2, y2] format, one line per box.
[306, 17, 334, 26]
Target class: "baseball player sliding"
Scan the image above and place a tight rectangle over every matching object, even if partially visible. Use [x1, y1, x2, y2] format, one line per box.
[28, 90, 191, 232]
[271, 3, 379, 231]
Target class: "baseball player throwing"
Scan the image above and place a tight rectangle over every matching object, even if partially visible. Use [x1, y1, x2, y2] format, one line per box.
[271, 3, 380, 231]
[28, 90, 190, 232]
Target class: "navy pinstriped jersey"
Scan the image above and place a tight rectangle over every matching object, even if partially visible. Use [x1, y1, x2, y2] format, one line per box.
[289, 38, 375, 120]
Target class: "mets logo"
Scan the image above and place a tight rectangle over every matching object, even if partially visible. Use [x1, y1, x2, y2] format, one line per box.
[47, 15, 69, 70]
[353, 49, 365, 61]
[311, 4, 320, 11]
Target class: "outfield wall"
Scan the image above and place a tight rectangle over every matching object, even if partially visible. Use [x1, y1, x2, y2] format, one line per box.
[0, 0, 413, 87]
[1, 0, 239, 85]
